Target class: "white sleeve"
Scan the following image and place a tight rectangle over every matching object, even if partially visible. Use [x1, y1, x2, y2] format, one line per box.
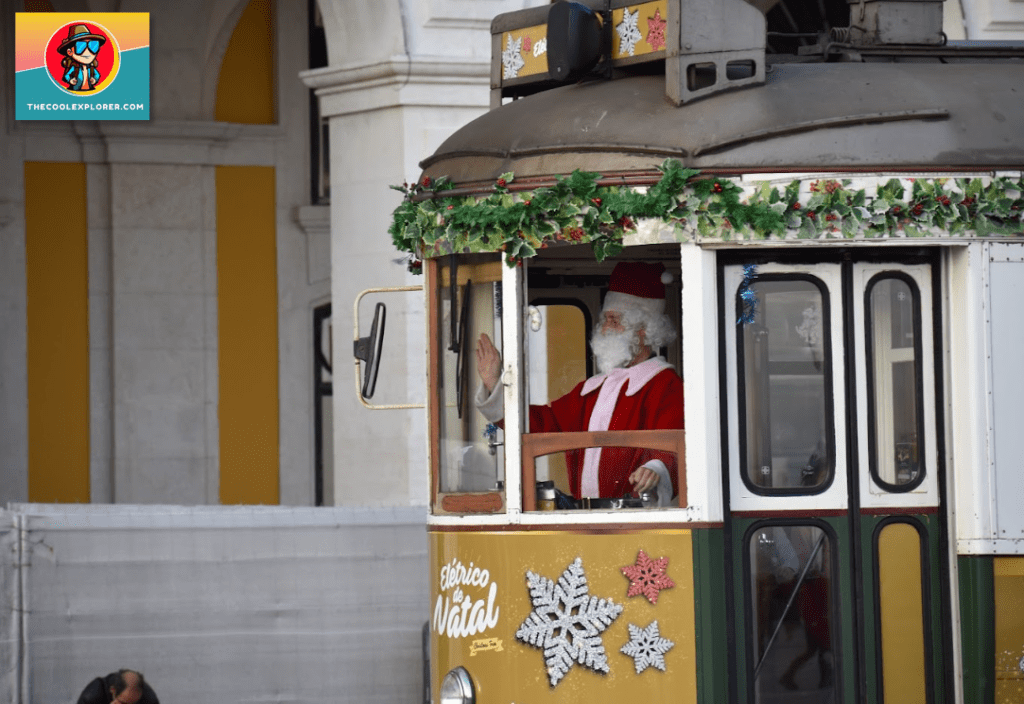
[474, 381, 504, 423]
[641, 459, 674, 507]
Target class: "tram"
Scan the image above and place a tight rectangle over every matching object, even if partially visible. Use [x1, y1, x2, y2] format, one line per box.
[371, 1, 1024, 702]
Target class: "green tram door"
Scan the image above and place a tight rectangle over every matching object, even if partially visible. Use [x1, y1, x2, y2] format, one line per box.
[720, 254, 949, 704]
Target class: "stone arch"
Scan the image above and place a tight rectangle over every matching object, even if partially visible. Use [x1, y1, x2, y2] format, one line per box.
[315, 0, 408, 68]
[199, 0, 254, 119]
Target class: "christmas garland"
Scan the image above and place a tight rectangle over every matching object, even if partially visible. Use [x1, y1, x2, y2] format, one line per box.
[389, 159, 1024, 271]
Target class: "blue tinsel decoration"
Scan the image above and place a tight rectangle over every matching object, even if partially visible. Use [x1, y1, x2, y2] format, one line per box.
[737, 264, 759, 325]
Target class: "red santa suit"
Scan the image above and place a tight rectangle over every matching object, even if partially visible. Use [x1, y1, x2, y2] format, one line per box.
[476, 356, 684, 500]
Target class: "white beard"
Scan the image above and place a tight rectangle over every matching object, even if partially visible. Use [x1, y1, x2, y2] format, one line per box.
[591, 328, 639, 374]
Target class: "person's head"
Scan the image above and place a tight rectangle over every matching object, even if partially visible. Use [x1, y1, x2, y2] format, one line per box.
[109, 670, 145, 704]
[590, 262, 677, 373]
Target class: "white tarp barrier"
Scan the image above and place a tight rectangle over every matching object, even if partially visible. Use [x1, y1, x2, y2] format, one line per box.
[0, 504, 428, 704]
[1, 511, 19, 704]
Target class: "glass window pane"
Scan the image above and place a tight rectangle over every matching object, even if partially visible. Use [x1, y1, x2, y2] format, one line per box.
[867, 277, 922, 488]
[437, 254, 504, 494]
[740, 279, 832, 491]
[749, 525, 837, 701]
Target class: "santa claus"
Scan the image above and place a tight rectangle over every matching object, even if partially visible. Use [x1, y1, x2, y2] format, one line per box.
[475, 261, 684, 506]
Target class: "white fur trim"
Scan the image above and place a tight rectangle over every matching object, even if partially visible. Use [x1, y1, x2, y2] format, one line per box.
[603, 291, 665, 316]
[579, 357, 672, 497]
[641, 460, 673, 506]
[474, 381, 504, 423]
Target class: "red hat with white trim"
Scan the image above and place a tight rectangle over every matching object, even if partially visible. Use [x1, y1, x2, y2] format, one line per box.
[603, 261, 672, 316]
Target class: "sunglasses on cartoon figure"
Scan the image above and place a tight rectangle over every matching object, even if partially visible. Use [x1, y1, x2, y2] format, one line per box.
[74, 39, 101, 54]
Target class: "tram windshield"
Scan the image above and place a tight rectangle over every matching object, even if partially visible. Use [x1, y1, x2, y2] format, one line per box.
[433, 254, 504, 497]
[431, 244, 687, 512]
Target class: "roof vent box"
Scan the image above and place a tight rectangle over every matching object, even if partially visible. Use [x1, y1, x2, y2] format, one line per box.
[489, 1, 767, 107]
[839, 0, 945, 46]
[666, 0, 766, 105]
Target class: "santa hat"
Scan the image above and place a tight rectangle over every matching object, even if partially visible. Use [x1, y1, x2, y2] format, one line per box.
[603, 261, 672, 317]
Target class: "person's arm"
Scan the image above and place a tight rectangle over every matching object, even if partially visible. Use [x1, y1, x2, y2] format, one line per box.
[629, 371, 684, 499]
[474, 332, 587, 433]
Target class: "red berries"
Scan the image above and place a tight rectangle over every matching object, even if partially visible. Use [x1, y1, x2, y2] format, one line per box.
[421, 177, 431, 188]
[496, 178, 507, 187]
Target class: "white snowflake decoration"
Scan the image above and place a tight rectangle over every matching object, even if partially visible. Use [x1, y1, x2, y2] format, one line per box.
[502, 34, 525, 80]
[516, 557, 624, 687]
[616, 8, 643, 57]
[621, 620, 674, 674]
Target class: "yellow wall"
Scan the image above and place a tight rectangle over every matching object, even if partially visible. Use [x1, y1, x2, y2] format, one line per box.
[215, 0, 275, 124]
[24, 162, 90, 503]
[216, 166, 279, 504]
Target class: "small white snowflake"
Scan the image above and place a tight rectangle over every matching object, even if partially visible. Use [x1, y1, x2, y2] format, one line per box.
[621, 620, 674, 674]
[516, 557, 623, 687]
[502, 34, 525, 80]
[616, 8, 643, 57]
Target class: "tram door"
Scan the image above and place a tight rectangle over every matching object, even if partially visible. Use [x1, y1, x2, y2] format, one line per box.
[721, 257, 947, 704]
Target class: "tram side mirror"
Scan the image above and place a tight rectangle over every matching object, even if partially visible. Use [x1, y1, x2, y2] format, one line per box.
[353, 302, 386, 399]
[547, 2, 605, 82]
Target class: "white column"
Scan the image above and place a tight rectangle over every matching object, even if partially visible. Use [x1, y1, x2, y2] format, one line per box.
[307, 0, 550, 508]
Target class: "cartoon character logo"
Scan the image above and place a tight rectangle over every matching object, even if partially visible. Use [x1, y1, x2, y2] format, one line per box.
[45, 22, 121, 96]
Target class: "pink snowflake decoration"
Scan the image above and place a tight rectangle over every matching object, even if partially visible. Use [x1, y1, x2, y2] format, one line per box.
[621, 549, 675, 604]
[523, 35, 532, 53]
[646, 9, 666, 52]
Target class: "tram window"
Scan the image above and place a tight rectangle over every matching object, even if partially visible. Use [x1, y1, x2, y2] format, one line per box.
[435, 254, 504, 495]
[738, 277, 834, 493]
[518, 245, 685, 510]
[749, 524, 838, 700]
[866, 275, 924, 489]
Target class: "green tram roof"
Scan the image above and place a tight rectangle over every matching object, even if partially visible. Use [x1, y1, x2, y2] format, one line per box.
[420, 61, 1024, 186]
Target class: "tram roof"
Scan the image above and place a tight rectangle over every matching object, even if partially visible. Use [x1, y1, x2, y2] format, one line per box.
[420, 60, 1024, 185]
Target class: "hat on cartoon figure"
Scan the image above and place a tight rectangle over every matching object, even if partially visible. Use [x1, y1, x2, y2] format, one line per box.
[603, 261, 674, 317]
[57, 24, 107, 55]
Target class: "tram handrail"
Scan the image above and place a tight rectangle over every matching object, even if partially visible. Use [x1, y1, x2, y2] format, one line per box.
[521, 429, 686, 511]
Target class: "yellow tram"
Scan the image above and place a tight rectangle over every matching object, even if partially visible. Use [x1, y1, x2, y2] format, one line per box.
[364, 1, 1024, 701]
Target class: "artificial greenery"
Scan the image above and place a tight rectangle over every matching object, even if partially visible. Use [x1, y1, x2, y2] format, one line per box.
[389, 159, 1024, 271]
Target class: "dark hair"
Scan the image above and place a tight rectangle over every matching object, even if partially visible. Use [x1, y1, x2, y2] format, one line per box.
[112, 670, 145, 696]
